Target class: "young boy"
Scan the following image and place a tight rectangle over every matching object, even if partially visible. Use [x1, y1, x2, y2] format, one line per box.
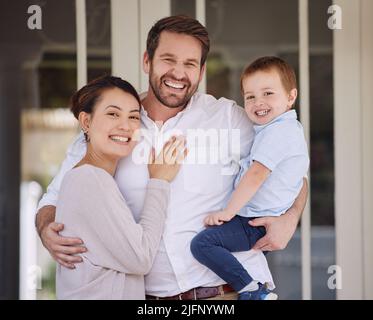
[190, 56, 309, 300]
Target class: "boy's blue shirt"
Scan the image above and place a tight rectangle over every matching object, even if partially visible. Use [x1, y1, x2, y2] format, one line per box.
[235, 109, 309, 218]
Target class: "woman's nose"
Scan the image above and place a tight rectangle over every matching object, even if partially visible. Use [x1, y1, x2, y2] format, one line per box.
[117, 119, 131, 131]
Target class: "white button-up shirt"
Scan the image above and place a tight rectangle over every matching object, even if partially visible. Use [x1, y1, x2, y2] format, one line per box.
[37, 92, 274, 297]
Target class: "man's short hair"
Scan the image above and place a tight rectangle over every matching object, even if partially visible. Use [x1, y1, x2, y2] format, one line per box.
[146, 15, 210, 67]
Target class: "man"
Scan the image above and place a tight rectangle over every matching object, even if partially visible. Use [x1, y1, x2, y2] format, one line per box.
[36, 15, 308, 300]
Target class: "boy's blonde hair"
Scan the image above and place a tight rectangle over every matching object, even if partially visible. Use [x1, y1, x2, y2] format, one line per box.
[240, 56, 297, 94]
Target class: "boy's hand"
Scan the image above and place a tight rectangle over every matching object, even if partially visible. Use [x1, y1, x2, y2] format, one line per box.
[204, 210, 234, 226]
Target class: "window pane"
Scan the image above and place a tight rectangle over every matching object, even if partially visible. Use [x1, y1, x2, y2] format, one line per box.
[171, 0, 196, 17]
[86, 0, 112, 81]
[309, 0, 335, 300]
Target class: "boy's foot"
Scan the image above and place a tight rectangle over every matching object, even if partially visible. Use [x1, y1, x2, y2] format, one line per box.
[237, 283, 278, 300]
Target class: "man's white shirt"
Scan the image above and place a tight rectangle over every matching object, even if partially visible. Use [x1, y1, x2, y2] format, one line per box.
[37, 92, 275, 296]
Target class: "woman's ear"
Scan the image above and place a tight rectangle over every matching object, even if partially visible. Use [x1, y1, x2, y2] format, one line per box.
[78, 112, 91, 133]
[288, 88, 298, 108]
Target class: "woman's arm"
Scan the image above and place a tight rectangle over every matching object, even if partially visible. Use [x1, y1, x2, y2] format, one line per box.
[59, 167, 170, 275]
[84, 177, 170, 275]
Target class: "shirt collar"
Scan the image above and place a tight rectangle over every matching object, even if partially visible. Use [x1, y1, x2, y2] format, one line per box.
[139, 91, 196, 125]
[254, 109, 297, 134]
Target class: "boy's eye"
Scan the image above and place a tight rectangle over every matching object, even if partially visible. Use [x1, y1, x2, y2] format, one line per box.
[246, 95, 255, 100]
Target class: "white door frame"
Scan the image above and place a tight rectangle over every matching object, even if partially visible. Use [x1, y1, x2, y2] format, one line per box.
[334, 0, 373, 299]
[111, 0, 171, 92]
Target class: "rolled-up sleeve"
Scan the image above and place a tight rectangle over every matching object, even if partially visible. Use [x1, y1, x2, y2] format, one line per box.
[230, 103, 254, 160]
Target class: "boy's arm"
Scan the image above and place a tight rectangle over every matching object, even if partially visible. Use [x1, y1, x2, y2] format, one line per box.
[204, 161, 270, 226]
[250, 177, 308, 251]
[225, 161, 270, 217]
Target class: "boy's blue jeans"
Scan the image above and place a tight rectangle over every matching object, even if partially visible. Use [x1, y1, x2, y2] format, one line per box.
[190, 215, 266, 292]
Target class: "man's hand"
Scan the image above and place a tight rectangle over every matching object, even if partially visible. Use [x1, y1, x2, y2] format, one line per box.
[249, 214, 298, 251]
[204, 210, 234, 226]
[36, 206, 87, 269]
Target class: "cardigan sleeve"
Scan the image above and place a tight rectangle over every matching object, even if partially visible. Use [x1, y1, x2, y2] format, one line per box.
[57, 166, 170, 274]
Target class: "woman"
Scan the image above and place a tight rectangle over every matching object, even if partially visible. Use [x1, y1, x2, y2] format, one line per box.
[55, 75, 186, 299]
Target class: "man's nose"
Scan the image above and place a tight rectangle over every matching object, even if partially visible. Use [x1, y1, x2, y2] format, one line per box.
[171, 63, 186, 79]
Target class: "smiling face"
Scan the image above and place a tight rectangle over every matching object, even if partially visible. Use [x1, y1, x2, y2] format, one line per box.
[242, 69, 297, 125]
[79, 87, 141, 160]
[143, 31, 205, 108]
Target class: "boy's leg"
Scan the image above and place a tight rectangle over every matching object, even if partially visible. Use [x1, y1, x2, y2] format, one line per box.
[190, 216, 265, 292]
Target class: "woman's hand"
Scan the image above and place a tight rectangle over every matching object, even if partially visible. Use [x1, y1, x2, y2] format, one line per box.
[148, 136, 187, 182]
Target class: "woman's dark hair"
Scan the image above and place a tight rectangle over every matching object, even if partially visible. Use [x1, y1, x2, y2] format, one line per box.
[70, 75, 141, 120]
[146, 15, 210, 67]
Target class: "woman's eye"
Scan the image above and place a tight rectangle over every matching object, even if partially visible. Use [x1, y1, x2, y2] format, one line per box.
[108, 112, 119, 118]
[130, 116, 140, 120]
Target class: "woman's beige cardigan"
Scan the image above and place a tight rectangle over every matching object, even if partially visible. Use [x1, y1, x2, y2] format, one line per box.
[55, 164, 170, 300]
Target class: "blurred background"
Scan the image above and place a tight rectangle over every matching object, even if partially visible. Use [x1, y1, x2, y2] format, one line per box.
[0, 0, 372, 300]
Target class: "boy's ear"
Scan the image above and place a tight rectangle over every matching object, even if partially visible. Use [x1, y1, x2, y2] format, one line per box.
[288, 88, 298, 108]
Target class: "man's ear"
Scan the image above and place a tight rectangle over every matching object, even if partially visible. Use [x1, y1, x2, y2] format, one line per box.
[288, 88, 298, 108]
[78, 112, 91, 132]
[198, 63, 206, 83]
[143, 51, 150, 74]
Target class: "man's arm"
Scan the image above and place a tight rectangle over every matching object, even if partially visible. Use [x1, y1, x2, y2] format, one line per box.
[35, 132, 87, 268]
[249, 178, 308, 251]
[36, 205, 86, 269]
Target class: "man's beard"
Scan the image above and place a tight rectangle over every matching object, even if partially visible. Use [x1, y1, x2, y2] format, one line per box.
[149, 68, 199, 109]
